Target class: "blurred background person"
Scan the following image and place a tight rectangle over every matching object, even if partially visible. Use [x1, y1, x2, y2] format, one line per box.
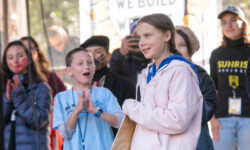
[20, 36, 66, 97]
[175, 25, 216, 150]
[209, 6, 250, 150]
[48, 25, 80, 86]
[20, 36, 66, 150]
[110, 18, 151, 86]
[48, 25, 79, 68]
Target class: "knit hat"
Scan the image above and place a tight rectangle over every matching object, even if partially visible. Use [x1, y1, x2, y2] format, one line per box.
[218, 6, 246, 22]
[175, 25, 200, 56]
[80, 35, 109, 52]
[129, 18, 139, 34]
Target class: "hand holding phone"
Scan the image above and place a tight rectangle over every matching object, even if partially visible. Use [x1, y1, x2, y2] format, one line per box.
[120, 35, 140, 56]
[127, 36, 139, 49]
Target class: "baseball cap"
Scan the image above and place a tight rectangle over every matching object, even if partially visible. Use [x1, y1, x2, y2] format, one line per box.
[218, 6, 246, 22]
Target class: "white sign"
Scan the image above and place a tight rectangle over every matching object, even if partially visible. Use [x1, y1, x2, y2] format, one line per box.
[109, 0, 185, 37]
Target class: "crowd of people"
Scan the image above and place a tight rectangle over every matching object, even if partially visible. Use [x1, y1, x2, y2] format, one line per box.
[1, 5, 250, 150]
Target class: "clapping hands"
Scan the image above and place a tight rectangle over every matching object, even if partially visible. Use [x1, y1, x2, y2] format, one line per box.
[76, 88, 98, 114]
[6, 75, 21, 100]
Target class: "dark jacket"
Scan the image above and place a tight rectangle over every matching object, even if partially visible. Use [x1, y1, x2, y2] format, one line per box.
[104, 69, 135, 106]
[0, 74, 3, 150]
[246, 57, 250, 97]
[110, 49, 150, 85]
[3, 83, 52, 150]
[195, 65, 216, 150]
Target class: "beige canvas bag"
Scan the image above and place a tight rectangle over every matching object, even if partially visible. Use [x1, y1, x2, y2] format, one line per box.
[111, 115, 136, 150]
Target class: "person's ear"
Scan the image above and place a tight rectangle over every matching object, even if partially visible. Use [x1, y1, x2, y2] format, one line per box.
[164, 31, 171, 42]
[107, 52, 111, 63]
[32, 51, 38, 60]
[66, 67, 73, 76]
[242, 22, 246, 32]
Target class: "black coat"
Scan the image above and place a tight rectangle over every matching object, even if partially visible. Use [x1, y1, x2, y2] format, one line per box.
[110, 49, 150, 86]
[195, 65, 216, 150]
[103, 69, 135, 106]
[246, 57, 250, 97]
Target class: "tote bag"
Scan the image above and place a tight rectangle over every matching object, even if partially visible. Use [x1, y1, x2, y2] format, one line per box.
[111, 115, 136, 150]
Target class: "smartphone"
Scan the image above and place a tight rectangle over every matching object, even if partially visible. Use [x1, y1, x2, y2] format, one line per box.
[127, 36, 139, 49]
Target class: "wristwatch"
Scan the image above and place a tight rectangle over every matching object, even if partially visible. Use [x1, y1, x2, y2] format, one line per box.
[94, 107, 103, 117]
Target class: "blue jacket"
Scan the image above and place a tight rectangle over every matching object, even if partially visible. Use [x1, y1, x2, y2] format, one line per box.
[3, 82, 51, 150]
[195, 65, 216, 150]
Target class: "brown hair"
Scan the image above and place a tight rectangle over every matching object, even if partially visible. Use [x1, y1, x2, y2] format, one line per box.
[65, 47, 90, 67]
[137, 13, 179, 54]
[20, 36, 50, 81]
[1, 40, 46, 91]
